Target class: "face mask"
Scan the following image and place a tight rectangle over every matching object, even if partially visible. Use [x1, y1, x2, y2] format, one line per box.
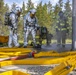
[17, 12, 21, 17]
[30, 13, 35, 18]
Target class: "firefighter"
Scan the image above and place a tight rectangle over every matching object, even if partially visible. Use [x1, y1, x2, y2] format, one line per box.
[23, 9, 39, 48]
[8, 6, 22, 47]
[56, 11, 69, 47]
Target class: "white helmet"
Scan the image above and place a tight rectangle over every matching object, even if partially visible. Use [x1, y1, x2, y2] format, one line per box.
[13, 6, 22, 14]
[30, 9, 36, 14]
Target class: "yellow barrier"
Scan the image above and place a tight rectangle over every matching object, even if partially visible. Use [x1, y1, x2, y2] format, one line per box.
[0, 70, 30, 75]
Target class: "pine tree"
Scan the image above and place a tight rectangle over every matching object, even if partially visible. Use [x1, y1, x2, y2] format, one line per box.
[36, 1, 43, 26]
[54, 4, 60, 16]
[47, 2, 55, 34]
[64, 0, 72, 38]
[52, 3, 61, 36]
[5, 4, 9, 12]
[64, 0, 72, 17]
[36, 2, 51, 33]
[47, 1, 52, 14]
[11, 2, 17, 11]
[0, 0, 5, 24]
[27, 0, 34, 12]
[0, 0, 6, 35]
[22, 1, 26, 17]
[58, 0, 63, 11]
[2, 3, 10, 35]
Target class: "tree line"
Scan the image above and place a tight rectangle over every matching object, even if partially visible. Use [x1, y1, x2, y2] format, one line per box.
[0, 0, 72, 40]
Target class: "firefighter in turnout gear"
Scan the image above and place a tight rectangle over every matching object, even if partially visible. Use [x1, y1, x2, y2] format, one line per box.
[8, 6, 22, 47]
[23, 9, 39, 48]
[56, 11, 69, 47]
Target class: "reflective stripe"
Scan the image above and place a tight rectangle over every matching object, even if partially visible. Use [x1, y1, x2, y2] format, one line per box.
[36, 36, 39, 38]
[56, 26, 58, 28]
[61, 28, 66, 30]
[57, 28, 66, 31]
[67, 22, 69, 23]
[57, 21, 59, 23]
[60, 23, 65, 26]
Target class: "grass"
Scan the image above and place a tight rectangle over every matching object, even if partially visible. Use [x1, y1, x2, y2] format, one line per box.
[19, 39, 72, 44]
[51, 39, 72, 44]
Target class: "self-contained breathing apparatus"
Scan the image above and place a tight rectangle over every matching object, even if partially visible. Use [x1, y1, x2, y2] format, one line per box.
[4, 12, 15, 27]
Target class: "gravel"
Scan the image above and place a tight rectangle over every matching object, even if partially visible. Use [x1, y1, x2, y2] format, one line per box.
[0, 65, 76, 75]
[0, 64, 76, 75]
[0, 65, 57, 75]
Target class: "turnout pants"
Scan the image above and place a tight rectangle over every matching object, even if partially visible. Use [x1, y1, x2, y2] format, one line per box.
[8, 27, 19, 47]
[56, 30, 66, 45]
[24, 26, 36, 46]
